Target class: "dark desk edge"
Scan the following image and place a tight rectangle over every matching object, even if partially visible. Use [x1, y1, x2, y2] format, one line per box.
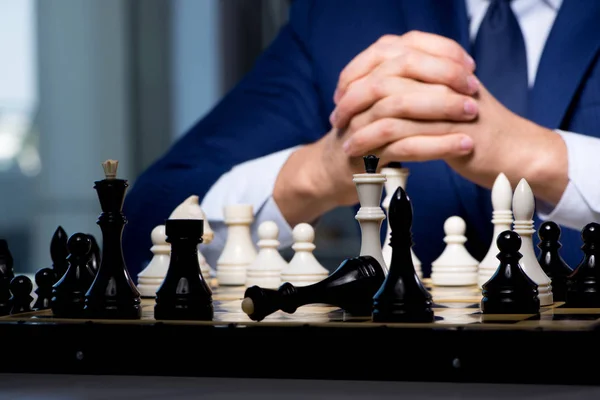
[0, 321, 597, 385]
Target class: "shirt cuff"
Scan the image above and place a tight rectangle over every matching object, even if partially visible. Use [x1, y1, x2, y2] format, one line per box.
[536, 129, 600, 231]
[536, 181, 598, 231]
[199, 145, 301, 266]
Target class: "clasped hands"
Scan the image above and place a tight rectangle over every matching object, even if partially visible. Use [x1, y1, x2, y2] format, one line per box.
[274, 31, 567, 227]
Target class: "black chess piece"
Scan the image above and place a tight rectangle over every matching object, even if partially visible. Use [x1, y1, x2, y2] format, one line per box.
[565, 222, 600, 308]
[87, 234, 101, 275]
[243, 255, 385, 322]
[372, 186, 434, 323]
[481, 230, 540, 314]
[9, 275, 33, 315]
[32, 268, 56, 311]
[84, 160, 142, 319]
[50, 226, 69, 283]
[51, 233, 96, 318]
[0, 240, 15, 316]
[154, 219, 213, 320]
[363, 154, 379, 173]
[537, 221, 572, 302]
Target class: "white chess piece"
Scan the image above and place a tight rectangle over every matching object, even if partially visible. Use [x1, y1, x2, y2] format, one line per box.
[281, 223, 329, 286]
[512, 178, 553, 306]
[216, 204, 257, 285]
[478, 173, 513, 287]
[246, 221, 287, 288]
[136, 225, 170, 297]
[169, 194, 213, 279]
[353, 156, 387, 272]
[430, 216, 479, 286]
[381, 164, 422, 277]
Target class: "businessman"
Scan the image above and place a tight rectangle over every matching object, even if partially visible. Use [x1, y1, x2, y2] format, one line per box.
[122, 0, 600, 279]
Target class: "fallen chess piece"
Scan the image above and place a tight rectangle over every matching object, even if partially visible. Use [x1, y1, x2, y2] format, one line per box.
[241, 255, 385, 322]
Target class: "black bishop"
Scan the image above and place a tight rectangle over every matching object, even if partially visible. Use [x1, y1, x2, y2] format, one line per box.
[371, 186, 434, 323]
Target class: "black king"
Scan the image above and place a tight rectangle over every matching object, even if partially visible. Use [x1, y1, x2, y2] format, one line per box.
[84, 159, 142, 319]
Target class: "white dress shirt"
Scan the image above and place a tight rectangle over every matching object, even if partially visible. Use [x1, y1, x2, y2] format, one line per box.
[200, 0, 600, 267]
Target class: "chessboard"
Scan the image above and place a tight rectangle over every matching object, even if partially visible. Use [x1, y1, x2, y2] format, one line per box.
[2, 278, 600, 330]
[1, 278, 600, 385]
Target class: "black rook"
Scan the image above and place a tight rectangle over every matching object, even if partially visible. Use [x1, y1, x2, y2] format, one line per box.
[154, 218, 213, 320]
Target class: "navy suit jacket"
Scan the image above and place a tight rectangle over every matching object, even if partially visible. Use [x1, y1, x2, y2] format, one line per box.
[122, 0, 600, 280]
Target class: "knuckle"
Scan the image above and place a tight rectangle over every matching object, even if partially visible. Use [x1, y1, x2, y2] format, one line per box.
[392, 52, 412, 76]
[369, 76, 387, 98]
[348, 116, 363, 134]
[390, 95, 406, 116]
[396, 140, 415, 158]
[377, 34, 398, 46]
[447, 42, 466, 62]
[378, 118, 397, 139]
[444, 64, 463, 84]
[444, 96, 465, 119]
[403, 30, 423, 43]
[338, 70, 350, 87]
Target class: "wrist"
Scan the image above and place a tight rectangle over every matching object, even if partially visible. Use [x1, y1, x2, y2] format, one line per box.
[273, 143, 338, 226]
[518, 123, 568, 205]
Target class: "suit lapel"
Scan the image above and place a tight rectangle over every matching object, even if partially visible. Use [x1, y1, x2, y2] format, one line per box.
[528, 1, 600, 128]
[399, 0, 470, 51]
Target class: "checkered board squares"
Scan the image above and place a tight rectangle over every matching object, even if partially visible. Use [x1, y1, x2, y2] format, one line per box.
[3, 282, 600, 331]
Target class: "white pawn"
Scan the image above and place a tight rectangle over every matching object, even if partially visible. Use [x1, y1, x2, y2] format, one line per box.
[136, 225, 170, 297]
[216, 204, 257, 286]
[478, 173, 513, 287]
[381, 165, 422, 278]
[281, 223, 329, 286]
[512, 178, 553, 306]
[246, 221, 287, 288]
[430, 216, 479, 286]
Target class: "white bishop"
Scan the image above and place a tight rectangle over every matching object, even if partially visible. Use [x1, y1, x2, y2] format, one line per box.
[478, 173, 514, 287]
[512, 179, 553, 306]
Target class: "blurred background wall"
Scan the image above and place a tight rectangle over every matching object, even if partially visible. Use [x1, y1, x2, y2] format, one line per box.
[0, 0, 358, 274]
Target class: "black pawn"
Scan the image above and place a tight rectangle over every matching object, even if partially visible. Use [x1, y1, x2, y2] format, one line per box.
[0, 240, 15, 316]
[84, 162, 141, 319]
[537, 221, 572, 302]
[243, 255, 385, 322]
[154, 219, 213, 321]
[87, 234, 101, 275]
[32, 268, 56, 311]
[51, 233, 96, 318]
[9, 275, 33, 315]
[372, 186, 434, 323]
[50, 226, 69, 283]
[481, 230, 540, 314]
[565, 223, 600, 307]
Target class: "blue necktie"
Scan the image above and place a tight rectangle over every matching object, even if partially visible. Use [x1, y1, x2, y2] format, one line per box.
[472, 0, 529, 117]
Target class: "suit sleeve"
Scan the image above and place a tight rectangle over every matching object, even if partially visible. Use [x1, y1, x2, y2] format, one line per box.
[122, 0, 327, 278]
